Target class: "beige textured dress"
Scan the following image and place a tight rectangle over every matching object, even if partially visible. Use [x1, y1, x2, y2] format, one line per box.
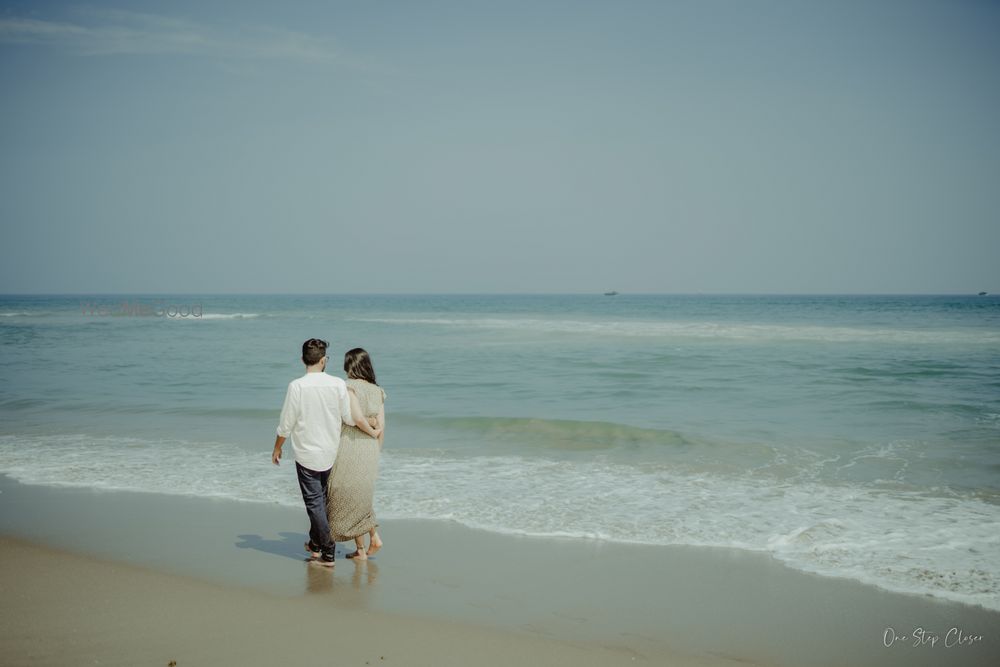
[327, 378, 386, 542]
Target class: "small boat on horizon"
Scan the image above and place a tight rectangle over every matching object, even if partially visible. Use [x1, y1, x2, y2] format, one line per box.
[979, 291, 988, 296]
[604, 290, 619, 296]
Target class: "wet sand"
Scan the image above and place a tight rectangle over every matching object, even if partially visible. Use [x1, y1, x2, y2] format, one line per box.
[1, 476, 997, 666]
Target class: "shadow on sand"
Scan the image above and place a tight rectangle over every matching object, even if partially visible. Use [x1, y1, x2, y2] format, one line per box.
[235, 532, 312, 561]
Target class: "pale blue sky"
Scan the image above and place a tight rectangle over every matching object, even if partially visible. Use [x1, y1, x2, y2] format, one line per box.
[1, 0, 998, 294]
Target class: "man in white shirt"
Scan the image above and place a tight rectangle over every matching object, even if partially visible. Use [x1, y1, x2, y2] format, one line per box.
[272, 338, 380, 566]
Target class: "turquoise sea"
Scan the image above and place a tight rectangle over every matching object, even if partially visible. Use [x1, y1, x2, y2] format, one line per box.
[1, 294, 998, 609]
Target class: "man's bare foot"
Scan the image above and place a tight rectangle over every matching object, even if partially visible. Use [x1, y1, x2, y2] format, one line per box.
[346, 546, 367, 560]
[367, 533, 383, 557]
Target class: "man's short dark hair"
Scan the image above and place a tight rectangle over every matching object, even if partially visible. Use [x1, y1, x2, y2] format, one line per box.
[302, 338, 328, 366]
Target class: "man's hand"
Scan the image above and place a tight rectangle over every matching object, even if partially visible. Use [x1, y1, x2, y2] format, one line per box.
[272, 435, 286, 466]
[364, 415, 383, 440]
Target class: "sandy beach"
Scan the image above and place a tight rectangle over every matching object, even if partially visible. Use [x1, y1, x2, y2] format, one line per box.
[4, 536, 724, 667]
[1, 475, 997, 667]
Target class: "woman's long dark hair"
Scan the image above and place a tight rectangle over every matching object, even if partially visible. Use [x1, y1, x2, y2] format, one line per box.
[344, 347, 378, 385]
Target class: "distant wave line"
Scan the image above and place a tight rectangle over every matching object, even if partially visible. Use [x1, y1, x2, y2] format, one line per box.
[347, 316, 1000, 344]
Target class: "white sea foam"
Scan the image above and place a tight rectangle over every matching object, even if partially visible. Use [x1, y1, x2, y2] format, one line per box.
[1, 433, 997, 610]
[197, 313, 262, 320]
[349, 316, 1000, 345]
[0, 309, 260, 320]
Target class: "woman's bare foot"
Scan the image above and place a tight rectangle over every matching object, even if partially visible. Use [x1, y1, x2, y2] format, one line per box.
[366, 532, 383, 557]
[346, 545, 367, 560]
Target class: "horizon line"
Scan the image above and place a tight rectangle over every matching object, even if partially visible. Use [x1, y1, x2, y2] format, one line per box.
[0, 291, 994, 297]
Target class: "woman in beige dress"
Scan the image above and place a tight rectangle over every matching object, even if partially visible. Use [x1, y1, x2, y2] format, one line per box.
[327, 347, 386, 560]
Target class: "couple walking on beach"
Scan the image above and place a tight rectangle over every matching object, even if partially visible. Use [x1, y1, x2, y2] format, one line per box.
[271, 338, 386, 567]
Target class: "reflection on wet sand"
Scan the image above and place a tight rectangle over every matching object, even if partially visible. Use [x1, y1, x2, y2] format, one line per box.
[305, 558, 379, 595]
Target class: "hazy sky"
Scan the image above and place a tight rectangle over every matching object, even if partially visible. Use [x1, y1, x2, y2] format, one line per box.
[1, 0, 998, 294]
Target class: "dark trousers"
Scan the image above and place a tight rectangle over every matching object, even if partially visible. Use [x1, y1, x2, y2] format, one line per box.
[295, 462, 334, 559]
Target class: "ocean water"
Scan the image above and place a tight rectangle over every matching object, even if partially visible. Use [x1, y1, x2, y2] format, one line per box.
[1, 294, 998, 609]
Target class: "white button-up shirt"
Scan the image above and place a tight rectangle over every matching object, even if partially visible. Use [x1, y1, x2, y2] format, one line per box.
[276, 371, 356, 471]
